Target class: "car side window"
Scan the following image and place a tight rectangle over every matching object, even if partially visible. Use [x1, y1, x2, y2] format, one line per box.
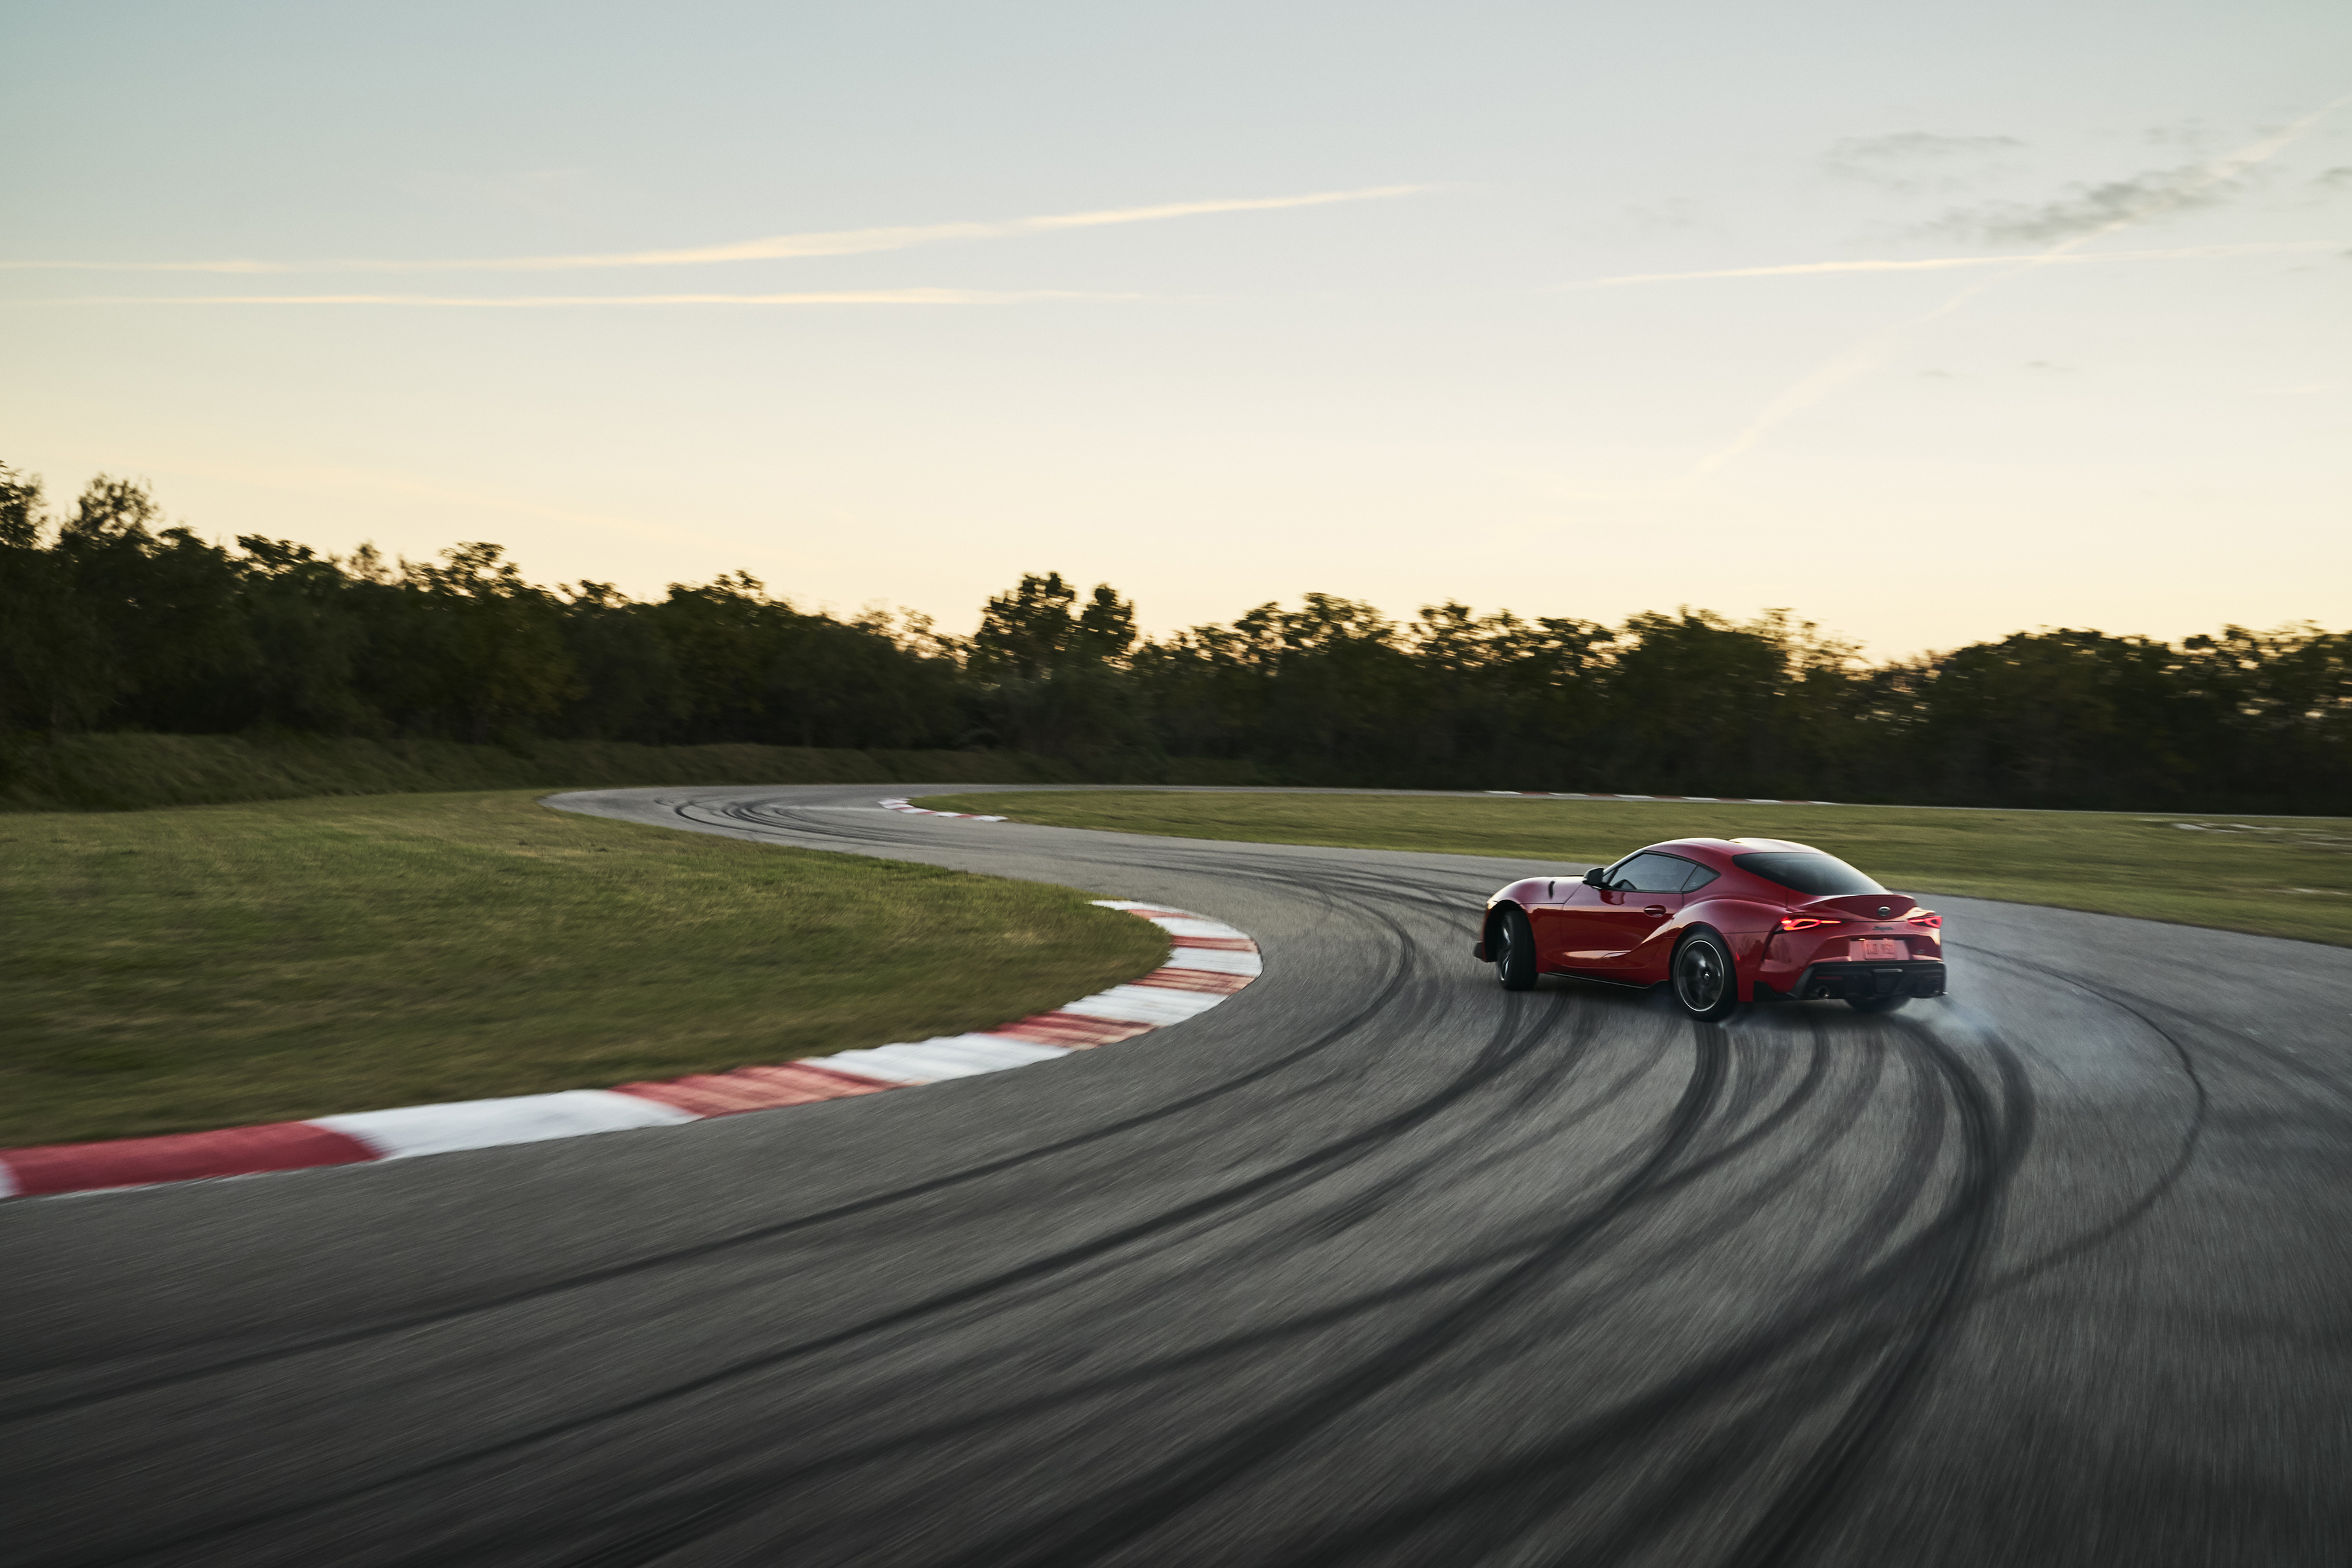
[1610, 853, 1698, 893]
[1678, 862, 1719, 893]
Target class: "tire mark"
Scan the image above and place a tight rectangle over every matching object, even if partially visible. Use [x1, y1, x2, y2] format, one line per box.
[42, 877, 1648, 1565]
[2, 815, 1437, 1420]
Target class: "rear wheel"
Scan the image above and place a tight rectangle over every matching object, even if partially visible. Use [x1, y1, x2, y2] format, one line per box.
[1494, 907, 1537, 991]
[1671, 930, 1739, 1022]
[1847, 994, 1910, 1015]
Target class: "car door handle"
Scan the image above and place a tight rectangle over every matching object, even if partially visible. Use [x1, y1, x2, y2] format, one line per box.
[1643, 906, 1667, 917]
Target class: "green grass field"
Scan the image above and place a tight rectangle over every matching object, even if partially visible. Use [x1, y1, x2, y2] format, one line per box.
[0, 792, 1168, 1148]
[0, 730, 1266, 813]
[913, 790, 2352, 949]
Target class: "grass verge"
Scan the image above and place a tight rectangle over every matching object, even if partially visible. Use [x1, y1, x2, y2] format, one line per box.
[0, 731, 1269, 813]
[0, 791, 1168, 1147]
[913, 790, 2352, 949]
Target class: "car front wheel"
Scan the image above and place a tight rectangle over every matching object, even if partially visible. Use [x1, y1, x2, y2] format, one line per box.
[1494, 907, 1538, 991]
[1671, 929, 1739, 1022]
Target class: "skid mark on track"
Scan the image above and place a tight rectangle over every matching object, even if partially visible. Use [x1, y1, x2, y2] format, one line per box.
[25, 787, 2314, 1568]
[1717, 1020, 2032, 1568]
[1948, 941, 2209, 1296]
[561, 794, 2034, 1568]
[30, 817, 1602, 1563]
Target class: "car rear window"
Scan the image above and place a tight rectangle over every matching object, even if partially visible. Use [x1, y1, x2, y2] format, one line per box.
[1731, 852, 1884, 896]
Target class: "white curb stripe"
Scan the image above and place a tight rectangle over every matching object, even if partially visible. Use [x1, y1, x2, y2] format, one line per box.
[840, 1039, 1073, 1081]
[815, 1049, 941, 1084]
[1160, 948, 1264, 975]
[1148, 917, 1250, 940]
[896, 1032, 1075, 1064]
[875, 798, 1010, 824]
[315, 1089, 698, 1159]
[1062, 984, 1232, 1025]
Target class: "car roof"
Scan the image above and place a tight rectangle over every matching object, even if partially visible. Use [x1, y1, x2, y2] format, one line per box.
[1632, 836, 1823, 868]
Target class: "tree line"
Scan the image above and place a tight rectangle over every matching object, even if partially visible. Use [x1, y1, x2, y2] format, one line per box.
[4, 466, 2346, 813]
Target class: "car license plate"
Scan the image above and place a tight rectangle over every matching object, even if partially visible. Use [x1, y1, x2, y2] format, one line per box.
[1852, 938, 1905, 961]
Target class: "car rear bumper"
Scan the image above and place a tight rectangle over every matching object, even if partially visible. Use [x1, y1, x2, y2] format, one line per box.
[1761, 959, 1947, 1002]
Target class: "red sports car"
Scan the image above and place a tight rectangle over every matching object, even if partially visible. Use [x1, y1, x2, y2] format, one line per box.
[1473, 836, 1945, 1020]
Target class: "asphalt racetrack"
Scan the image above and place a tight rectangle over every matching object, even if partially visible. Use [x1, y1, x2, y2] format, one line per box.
[8, 784, 2351, 1567]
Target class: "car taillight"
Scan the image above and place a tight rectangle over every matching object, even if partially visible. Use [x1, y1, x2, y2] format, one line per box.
[1778, 916, 1840, 932]
[1905, 909, 1942, 928]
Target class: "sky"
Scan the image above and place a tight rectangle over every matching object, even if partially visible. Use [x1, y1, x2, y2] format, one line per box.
[3, 0, 2347, 657]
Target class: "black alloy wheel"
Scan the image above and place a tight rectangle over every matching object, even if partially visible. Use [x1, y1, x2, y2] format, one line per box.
[1671, 929, 1739, 1021]
[1494, 907, 1538, 991]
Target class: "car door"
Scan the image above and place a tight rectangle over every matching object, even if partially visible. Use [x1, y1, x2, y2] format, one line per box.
[1581, 853, 1701, 976]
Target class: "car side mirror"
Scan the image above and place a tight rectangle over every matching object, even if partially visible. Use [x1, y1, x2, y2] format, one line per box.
[1582, 866, 1609, 888]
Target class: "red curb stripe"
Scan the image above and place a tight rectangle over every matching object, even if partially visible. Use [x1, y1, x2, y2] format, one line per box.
[989, 1019, 1151, 1048]
[1135, 968, 1252, 992]
[652, 1074, 827, 1113]
[612, 1062, 900, 1115]
[988, 1014, 1155, 1049]
[784, 1062, 908, 1092]
[613, 1081, 795, 1116]
[605, 1082, 727, 1115]
[0, 1122, 378, 1198]
[726, 1063, 904, 1100]
[1134, 970, 1252, 994]
[1171, 936, 1256, 951]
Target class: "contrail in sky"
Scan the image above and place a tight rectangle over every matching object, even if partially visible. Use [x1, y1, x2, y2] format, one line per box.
[1680, 96, 2351, 483]
[1561, 239, 2344, 289]
[32, 289, 1128, 306]
[0, 186, 1428, 274]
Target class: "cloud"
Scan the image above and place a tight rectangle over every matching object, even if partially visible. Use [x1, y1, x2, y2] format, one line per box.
[1678, 95, 2350, 483]
[0, 185, 1428, 274]
[1915, 164, 2244, 245]
[28, 289, 1133, 307]
[1821, 133, 2024, 193]
[1554, 239, 2345, 289]
[2142, 119, 2230, 154]
[2316, 167, 2352, 189]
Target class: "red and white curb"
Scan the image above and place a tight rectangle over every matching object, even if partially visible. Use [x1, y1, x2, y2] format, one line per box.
[879, 796, 1005, 821]
[0, 902, 1257, 1201]
[1487, 790, 1840, 805]
[894, 790, 1844, 813]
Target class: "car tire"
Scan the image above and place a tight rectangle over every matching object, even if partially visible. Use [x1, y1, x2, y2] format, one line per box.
[1494, 907, 1538, 991]
[1847, 994, 1910, 1015]
[1671, 928, 1739, 1022]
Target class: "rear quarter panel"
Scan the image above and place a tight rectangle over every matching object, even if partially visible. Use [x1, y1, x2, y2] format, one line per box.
[1684, 896, 1788, 993]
